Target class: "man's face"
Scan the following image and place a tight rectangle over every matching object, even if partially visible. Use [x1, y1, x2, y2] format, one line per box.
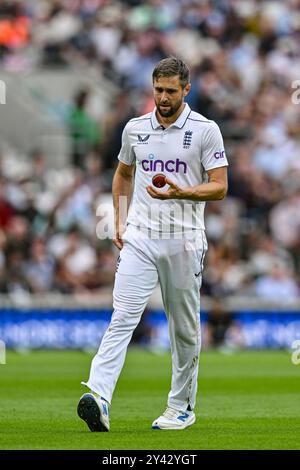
[153, 75, 190, 118]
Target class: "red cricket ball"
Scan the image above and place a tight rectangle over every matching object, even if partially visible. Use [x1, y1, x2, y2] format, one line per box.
[152, 173, 166, 188]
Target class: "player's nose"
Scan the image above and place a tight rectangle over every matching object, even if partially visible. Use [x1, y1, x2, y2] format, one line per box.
[160, 92, 169, 103]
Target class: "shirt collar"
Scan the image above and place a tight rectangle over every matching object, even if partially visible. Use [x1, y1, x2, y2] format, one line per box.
[150, 103, 191, 130]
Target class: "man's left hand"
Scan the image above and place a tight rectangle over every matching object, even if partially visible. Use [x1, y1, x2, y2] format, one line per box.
[146, 178, 184, 200]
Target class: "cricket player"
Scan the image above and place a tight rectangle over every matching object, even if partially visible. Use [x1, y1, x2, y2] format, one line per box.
[77, 57, 228, 431]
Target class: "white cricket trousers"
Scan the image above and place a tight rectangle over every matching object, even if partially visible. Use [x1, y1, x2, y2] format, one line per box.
[82, 224, 207, 411]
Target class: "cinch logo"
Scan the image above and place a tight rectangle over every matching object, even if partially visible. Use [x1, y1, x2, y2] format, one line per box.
[214, 150, 225, 159]
[141, 158, 187, 174]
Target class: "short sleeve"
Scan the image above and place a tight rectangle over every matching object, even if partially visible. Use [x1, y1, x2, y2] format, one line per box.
[117, 124, 136, 166]
[201, 122, 228, 170]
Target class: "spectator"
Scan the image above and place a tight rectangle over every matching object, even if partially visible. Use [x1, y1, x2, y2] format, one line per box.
[0, 182, 15, 229]
[50, 226, 97, 293]
[68, 88, 101, 169]
[255, 263, 300, 303]
[24, 239, 56, 293]
[0, 248, 31, 295]
[204, 297, 235, 349]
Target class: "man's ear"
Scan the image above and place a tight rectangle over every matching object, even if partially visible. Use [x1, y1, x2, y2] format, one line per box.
[183, 83, 191, 97]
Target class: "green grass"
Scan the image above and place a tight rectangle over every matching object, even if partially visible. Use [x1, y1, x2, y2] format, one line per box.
[0, 349, 300, 449]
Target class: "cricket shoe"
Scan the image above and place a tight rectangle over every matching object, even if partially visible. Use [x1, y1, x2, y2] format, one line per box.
[152, 407, 195, 430]
[77, 392, 110, 432]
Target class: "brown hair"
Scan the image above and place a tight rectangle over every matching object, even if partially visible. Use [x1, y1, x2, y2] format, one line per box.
[152, 57, 190, 88]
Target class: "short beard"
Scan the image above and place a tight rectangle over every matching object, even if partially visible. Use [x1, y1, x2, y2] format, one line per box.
[156, 99, 182, 118]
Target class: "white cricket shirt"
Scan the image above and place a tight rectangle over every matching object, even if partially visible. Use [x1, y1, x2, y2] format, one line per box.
[118, 103, 228, 234]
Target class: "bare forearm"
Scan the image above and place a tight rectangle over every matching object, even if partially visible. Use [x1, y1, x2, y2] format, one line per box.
[180, 180, 227, 201]
[147, 166, 228, 202]
[112, 172, 133, 226]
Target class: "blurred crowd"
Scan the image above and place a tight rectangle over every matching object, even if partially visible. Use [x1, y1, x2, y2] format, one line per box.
[0, 0, 300, 302]
[0, 149, 116, 296]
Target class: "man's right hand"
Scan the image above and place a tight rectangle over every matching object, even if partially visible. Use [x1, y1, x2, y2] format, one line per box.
[113, 225, 125, 250]
[112, 162, 135, 250]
